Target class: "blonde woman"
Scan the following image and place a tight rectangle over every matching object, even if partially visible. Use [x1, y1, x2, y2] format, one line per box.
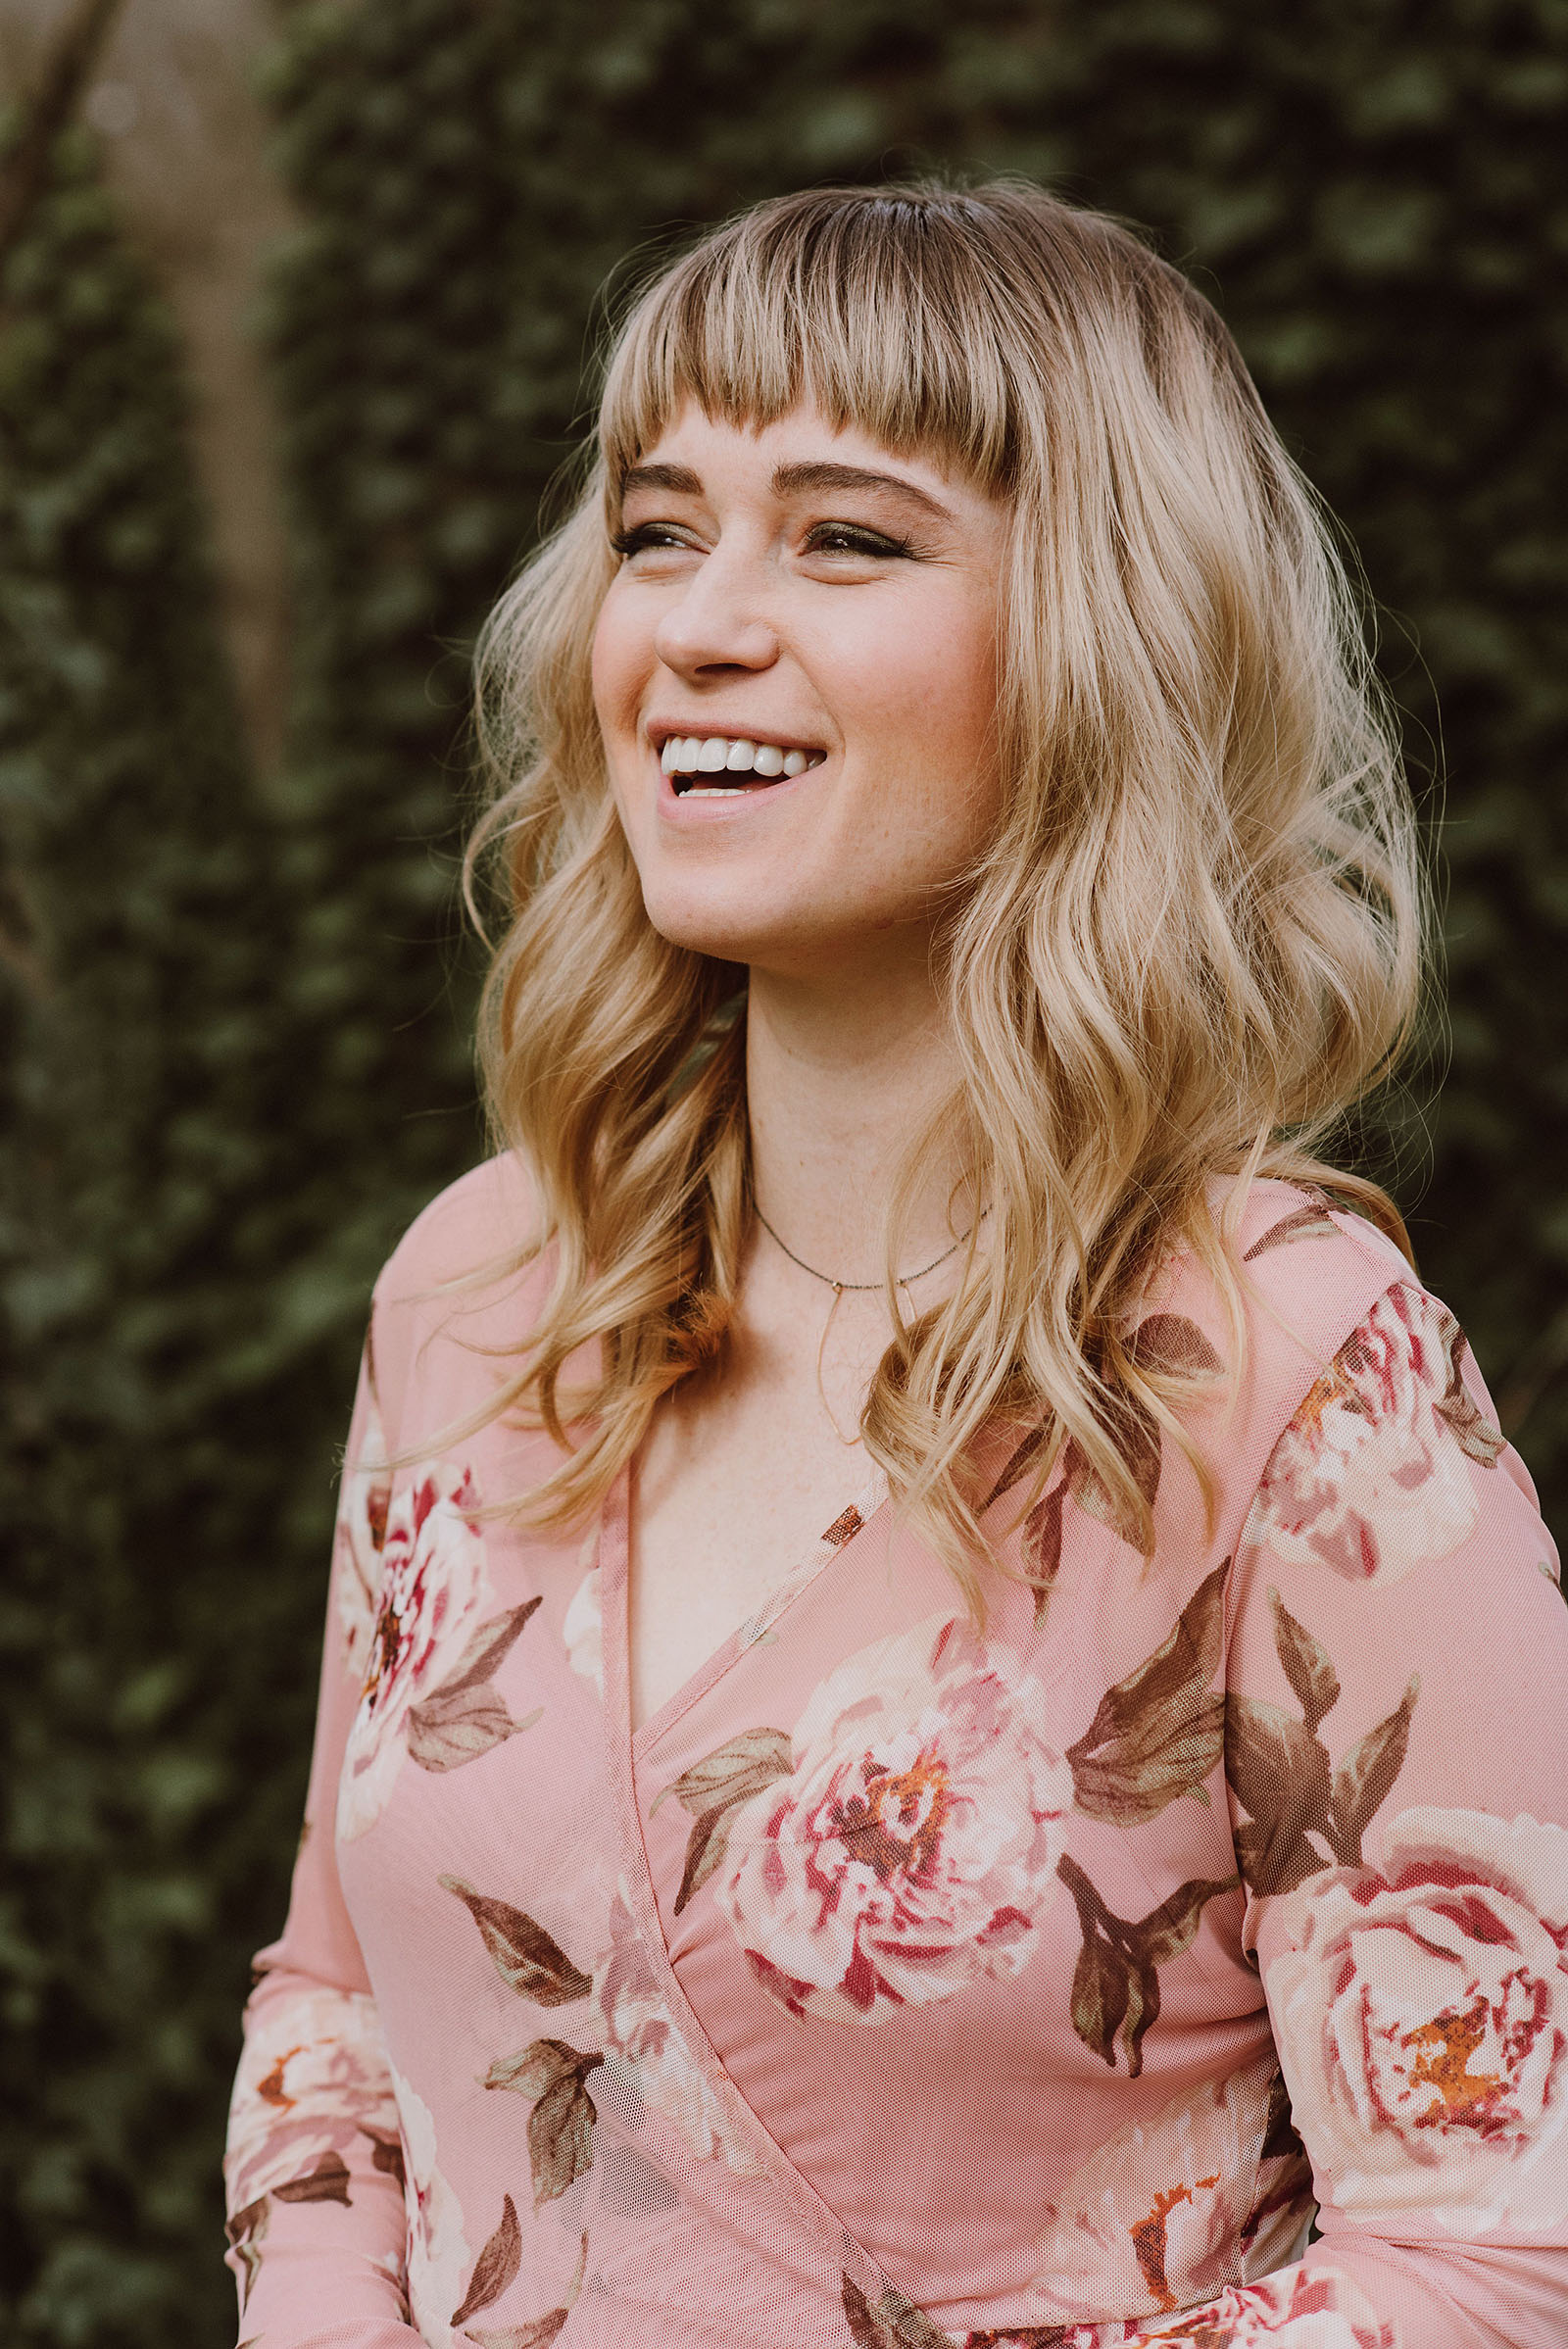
[223, 183, 1568, 2348]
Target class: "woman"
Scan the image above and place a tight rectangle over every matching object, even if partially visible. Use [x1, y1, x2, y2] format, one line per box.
[223, 182, 1568, 2347]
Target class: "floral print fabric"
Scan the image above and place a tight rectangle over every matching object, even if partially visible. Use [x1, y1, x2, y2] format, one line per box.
[1245, 1284, 1503, 1585]
[224, 1163, 1568, 2348]
[712, 1613, 1072, 2024]
[337, 1458, 544, 1841]
[1269, 1807, 1568, 2237]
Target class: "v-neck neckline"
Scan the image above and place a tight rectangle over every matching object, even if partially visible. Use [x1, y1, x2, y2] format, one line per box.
[604, 1454, 891, 1760]
[594, 1452, 921, 2313]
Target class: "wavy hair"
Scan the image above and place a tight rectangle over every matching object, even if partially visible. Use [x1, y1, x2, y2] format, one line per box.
[465, 178, 1424, 1604]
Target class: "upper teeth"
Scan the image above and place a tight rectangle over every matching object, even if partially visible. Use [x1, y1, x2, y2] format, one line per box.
[660, 734, 817, 780]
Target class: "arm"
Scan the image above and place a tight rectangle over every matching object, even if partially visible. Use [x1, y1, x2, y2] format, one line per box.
[223, 1324, 419, 2346]
[1168, 1279, 1568, 2349]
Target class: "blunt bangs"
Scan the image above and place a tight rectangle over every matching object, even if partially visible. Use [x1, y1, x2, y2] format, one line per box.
[598, 186, 1033, 494]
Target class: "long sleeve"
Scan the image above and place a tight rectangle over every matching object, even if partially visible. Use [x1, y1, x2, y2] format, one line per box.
[223, 1317, 419, 2346]
[1161, 1277, 1568, 2349]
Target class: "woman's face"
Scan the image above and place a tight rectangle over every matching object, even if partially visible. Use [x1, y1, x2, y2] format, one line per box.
[591, 402, 1009, 981]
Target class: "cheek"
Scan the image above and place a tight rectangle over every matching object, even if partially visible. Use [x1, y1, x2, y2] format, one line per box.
[589, 590, 645, 750]
[929, 606, 1002, 771]
[589, 598, 651, 834]
[856, 602, 1002, 842]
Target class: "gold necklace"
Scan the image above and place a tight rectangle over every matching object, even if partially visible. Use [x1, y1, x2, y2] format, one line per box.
[754, 1204, 990, 1447]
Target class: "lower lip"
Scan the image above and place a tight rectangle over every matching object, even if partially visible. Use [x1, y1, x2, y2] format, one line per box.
[655, 753, 823, 820]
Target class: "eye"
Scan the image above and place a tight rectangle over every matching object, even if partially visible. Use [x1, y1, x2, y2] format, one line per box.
[611, 522, 698, 560]
[805, 521, 913, 560]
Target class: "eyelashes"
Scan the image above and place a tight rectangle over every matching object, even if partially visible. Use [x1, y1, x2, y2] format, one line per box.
[610, 523, 684, 557]
[806, 522, 914, 560]
[610, 521, 915, 562]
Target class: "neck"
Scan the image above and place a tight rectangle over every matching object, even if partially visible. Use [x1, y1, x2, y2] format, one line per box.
[743, 948, 973, 1286]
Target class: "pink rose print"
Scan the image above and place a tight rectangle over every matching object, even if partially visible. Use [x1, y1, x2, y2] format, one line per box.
[337, 1459, 492, 1840]
[1029, 2063, 1312, 2321]
[391, 2061, 473, 2349]
[333, 1386, 392, 1683]
[719, 1614, 1071, 2024]
[1247, 1285, 1501, 1586]
[589, 1890, 761, 2175]
[1148, 2263, 1396, 2346]
[1269, 1806, 1568, 2236]
[224, 1985, 400, 2215]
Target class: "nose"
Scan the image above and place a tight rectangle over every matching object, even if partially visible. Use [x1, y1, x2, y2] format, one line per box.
[652, 545, 779, 680]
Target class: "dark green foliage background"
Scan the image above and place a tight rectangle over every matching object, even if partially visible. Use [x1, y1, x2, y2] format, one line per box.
[2, 1, 1565, 2339]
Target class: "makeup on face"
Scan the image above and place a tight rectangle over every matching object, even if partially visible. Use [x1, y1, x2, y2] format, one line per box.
[590, 404, 1008, 971]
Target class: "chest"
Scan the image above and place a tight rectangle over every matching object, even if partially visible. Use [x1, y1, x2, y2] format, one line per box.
[334, 1412, 1279, 2336]
[628, 1350, 877, 1731]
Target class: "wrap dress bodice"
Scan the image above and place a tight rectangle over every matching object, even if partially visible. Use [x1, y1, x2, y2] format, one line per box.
[224, 1156, 1568, 2347]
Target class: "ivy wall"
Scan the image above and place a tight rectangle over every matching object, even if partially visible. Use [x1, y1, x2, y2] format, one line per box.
[2, 0, 1565, 2339]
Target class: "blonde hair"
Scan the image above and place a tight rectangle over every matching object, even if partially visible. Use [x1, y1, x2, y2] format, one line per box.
[466, 178, 1423, 1604]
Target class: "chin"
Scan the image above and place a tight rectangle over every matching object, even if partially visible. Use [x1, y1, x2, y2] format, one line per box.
[637, 886, 826, 975]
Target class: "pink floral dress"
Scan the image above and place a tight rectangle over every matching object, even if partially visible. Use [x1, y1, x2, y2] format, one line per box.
[224, 1159, 1568, 2348]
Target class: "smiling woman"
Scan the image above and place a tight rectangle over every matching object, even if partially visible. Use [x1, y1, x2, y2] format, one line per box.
[224, 182, 1568, 2349]
[596, 416, 1009, 979]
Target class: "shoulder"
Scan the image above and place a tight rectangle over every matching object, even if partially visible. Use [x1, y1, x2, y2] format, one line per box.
[1154, 1178, 1414, 1397]
[372, 1151, 540, 1308]
[1229, 1175, 1411, 1292]
[1146, 1179, 1472, 1545]
[1217, 1187, 1533, 1590]
[368, 1152, 544, 1450]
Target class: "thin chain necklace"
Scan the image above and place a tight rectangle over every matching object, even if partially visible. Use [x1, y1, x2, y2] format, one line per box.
[753, 1202, 991, 1447]
[754, 1204, 986, 1292]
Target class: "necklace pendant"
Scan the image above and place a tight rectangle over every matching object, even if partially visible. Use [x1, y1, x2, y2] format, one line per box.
[815, 1280, 862, 1447]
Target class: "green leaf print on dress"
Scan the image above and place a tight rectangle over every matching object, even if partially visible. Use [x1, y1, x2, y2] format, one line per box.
[455, 1867, 761, 2198]
[1241, 1194, 1340, 1262]
[1224, 1589, 1418, 1899]
[441, 1876, 594, 2004]
[977, 1418, 1068, 1628]
[483, 2040, 601, 2209]
[464, 2231, 588, 2348]
[443, 1870, 603, 2210]
[451, 2193, 522, 2325]
[406, 1595, 544, 1771]
[270, 2148, 351, 2204]
[442, 2189, 588, 2346]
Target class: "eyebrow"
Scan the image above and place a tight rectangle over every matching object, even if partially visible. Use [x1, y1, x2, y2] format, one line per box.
[619, 462, 704, 499]
[770, 462, 952, 518]
[618, 458, 953, 520]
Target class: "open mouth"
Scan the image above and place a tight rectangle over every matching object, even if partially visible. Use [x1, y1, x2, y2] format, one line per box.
[659, 732, 826, 798]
